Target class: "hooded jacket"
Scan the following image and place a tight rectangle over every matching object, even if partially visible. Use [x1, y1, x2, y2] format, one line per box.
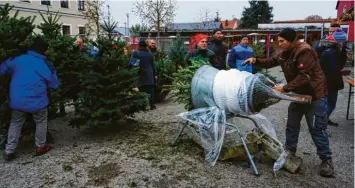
[255, 41, 327, 100]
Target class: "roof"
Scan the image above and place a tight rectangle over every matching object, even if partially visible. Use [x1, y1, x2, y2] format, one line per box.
[274, 18, 337, 24]
[259, 22, 331, 29]
[167, 21, 221, 31]
[113, 27, 131, 36]
[221, 19, 238, 29]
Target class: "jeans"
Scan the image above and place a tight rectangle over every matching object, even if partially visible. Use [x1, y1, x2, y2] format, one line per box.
[327, 91, 338, 118]
[285, 97, 332, 160]
[5, 108, 48, 154]
[139, 85, 155, 108]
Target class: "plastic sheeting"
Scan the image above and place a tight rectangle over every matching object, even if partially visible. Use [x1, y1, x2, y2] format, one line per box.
[177, 107, 226, 166]
[177, 109, 287, 173]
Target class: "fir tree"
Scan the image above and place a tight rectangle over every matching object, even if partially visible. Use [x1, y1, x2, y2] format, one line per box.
[240, 0, 273, 28]
[37, 10, 90, 117]
[70, 19, 148, 127]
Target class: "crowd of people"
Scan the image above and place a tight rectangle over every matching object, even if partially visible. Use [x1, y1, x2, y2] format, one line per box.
[0, 21, 349, 178]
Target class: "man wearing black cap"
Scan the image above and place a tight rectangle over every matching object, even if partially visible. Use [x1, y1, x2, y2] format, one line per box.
[244, 28, 334, 177]
[208, 29, 227, 70]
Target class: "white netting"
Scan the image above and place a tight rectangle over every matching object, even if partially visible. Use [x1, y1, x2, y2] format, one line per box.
[212, 68, 308, 116]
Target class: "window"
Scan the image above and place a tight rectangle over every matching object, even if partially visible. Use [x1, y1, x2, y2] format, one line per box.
[343, 5, 347, 13]
[60, 0, 69, 8]
[62, 25, 71, 35]
[78, 0, 85, 11]
[78, 26, 86, 35]
[41, 0, 51, 6]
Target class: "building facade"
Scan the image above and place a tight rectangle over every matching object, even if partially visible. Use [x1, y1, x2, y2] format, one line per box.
[0, 0, 88, 36]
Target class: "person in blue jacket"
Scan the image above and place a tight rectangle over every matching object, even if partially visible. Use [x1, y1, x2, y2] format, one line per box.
[228, 35, 254, 73]
[0, 36, 59, 161]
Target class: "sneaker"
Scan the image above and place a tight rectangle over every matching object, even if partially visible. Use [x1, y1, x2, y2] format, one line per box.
[320, 159, 334, 177]
[35, 144, 52, 156]
[328, 120, 339, 127]
[3, 152, 15, 161]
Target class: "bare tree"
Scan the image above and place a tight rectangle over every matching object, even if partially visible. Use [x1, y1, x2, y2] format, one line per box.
[305, 15, 323, 20]
[82, 0, 105, 38]
[132, 0, 177, 37]
[192, 8, 214, 30]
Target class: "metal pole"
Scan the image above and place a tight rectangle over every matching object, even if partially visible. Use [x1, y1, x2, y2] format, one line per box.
[304, 26, 308, 43]
[226, 122, 259, 176]
[126, 13, 130, 35]
[321, 23, 324, 39]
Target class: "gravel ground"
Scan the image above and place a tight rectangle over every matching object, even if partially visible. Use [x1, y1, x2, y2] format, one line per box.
[0, 67, 353, 188]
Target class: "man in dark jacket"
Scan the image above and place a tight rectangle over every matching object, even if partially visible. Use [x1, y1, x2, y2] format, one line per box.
[244, 28, 334, 177]
[130, 40, 157, 110]
[208, 29, 227, 70]
[185, 34, 219, 68]
[0, 37, 59, 160]
[317, 33, 347, 126]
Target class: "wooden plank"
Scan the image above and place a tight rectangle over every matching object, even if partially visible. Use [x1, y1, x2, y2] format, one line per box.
[346, 79, 354, 87]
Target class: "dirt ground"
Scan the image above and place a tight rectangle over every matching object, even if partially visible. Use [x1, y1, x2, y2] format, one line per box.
[0, 67, 353, 188]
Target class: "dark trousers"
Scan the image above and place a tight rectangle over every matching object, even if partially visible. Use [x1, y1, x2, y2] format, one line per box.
[327, 91, 338, 118]
[139, 85, 155, 108]
[285, 97, 332, 160]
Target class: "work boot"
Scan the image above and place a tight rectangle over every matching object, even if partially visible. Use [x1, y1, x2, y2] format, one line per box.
[35, 144, 52, 156]
[3, 152, 16, 161]
[320, 159, 334, 177]
[328, 120, 339, 127]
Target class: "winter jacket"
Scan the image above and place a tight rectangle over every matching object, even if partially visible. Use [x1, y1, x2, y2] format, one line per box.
[0, 50, 59, 112]
[184, 48, 219, 69]
[318, 42, 347, 92]
[255, 41, 327, 100]
[228, 44, 254, 73]
[131, 49, 157, 86]
[207, 38, 228, 70]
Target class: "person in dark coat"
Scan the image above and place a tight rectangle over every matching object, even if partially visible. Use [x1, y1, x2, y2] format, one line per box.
[317, 32, 347, 127]
[130, 40, 158, 110]
[185, 34, 219, 68]
[208, 29, 228, 70]
[244, 28, 334, 177]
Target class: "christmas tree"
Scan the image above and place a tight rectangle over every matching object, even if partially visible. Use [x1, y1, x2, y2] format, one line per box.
[70, 19, 148, 127]
[37, 10, 91, 117]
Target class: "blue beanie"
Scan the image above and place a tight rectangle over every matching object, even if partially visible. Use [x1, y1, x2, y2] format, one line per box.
[332, 28, 347, 42]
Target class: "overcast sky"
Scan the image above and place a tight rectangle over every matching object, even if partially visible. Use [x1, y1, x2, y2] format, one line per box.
[107, 0, 338, 28]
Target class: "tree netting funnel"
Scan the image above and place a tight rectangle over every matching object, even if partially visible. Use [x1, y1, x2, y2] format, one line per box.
[191, 65, 311, 115]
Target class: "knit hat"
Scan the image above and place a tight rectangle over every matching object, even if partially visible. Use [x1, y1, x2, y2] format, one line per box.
[277, 28, 297, 42]
[138, 40, 147, 47]
[241, 35, 249, 40]
[195, 34, 208, 44]
[212, 28, 222, 35]
[332, 28, 347, 42]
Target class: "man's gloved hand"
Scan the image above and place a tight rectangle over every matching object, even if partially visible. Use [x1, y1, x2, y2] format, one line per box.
[273, 85, 285, 93]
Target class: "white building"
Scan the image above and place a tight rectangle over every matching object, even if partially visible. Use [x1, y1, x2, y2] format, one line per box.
[0, 0, 89, 36]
